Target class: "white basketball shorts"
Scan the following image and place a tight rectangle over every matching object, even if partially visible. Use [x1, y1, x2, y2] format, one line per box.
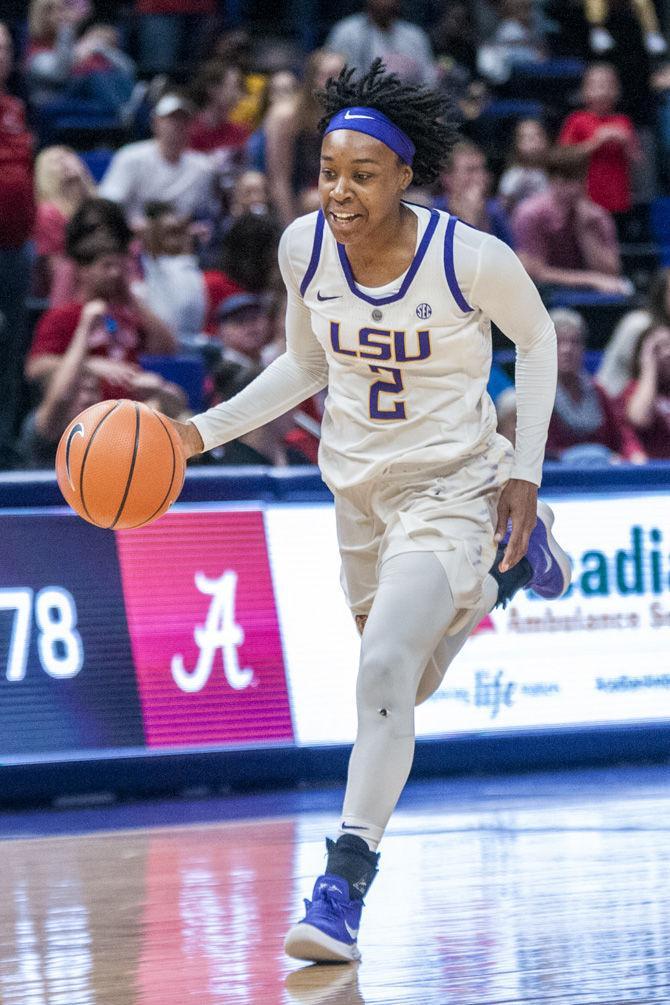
[335, 435, 514, 635]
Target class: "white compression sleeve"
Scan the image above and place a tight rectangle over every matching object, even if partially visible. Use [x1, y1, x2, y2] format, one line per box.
[469, 236, 557, 486]
[191, 233, 329, 453]
[341, 552, 458, 848]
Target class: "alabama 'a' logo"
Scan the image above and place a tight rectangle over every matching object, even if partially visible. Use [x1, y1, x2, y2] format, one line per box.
[171, 570, 254, 693]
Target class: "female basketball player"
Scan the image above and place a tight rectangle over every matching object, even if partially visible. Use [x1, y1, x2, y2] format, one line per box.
[171, 60, 571, 964]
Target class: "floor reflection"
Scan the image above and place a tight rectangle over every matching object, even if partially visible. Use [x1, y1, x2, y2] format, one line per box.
[0, 770, 669, 1004]
[136, 820, 296, 1005]
[0, 831, 146, 1005]
[285, 964, 363, 1005]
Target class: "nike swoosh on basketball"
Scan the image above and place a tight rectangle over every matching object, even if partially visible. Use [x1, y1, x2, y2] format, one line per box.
[317, 291, 341, 301]
[344, 110, 375, 120]
[65, 422, 85, 490]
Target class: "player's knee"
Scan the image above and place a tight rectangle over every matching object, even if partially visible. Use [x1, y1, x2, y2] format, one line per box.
[357, 640, 416, 718]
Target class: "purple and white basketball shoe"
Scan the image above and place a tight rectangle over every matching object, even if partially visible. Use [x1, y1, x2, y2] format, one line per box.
[284, 874, 363, 963]
[526, 500, 572, 598]
[493, 499, 571, 606]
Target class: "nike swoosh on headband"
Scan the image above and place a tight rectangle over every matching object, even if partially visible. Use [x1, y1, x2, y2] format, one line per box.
[324, 106, 415, 166]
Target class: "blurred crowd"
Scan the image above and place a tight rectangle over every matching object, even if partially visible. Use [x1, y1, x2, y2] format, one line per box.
[2, 0, 670, 471]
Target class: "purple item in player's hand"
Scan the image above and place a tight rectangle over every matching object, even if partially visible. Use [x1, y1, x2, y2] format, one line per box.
[501, 500, 572, 600]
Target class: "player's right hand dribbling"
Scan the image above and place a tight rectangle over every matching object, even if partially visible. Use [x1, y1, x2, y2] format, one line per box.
[167, 419, 205, 459]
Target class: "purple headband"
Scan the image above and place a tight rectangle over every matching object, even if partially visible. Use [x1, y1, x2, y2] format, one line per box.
[323, 106, 415, 166]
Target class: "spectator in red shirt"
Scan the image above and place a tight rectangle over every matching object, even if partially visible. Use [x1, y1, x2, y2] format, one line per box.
[0, 22, 33, 263]
[623, 324, 670, 460]
[189, 60, 250, 156]
[19, 304, 187, 469]
[558, 62, 641, 215]
[26, 199, 178, 404]
[546, 308, 642, 463]
[0, 21, 35, 469]
[512, 147, 632, 296]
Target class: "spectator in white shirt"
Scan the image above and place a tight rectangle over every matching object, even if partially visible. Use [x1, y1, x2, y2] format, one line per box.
[324, 0, 437, 87]
[99, 91, 216, 225]
[132, 200, 207, 351]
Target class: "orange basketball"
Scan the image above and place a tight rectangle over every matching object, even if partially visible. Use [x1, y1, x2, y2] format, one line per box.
[55, 399, 186, 530]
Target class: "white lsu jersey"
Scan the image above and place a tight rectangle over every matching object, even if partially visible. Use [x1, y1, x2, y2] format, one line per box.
[193, 203, 556, 491]
[283, 204, 506, 493]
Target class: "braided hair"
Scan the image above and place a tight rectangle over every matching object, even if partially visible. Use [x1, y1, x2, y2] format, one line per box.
[316, 59, 458, 187]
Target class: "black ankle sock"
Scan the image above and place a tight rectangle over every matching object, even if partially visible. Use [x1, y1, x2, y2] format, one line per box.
[489, 546, 533, 609]
[325, 834, 380, 900]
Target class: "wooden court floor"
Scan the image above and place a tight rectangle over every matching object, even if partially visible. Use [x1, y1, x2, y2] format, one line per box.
[1, 766, 670, 1005]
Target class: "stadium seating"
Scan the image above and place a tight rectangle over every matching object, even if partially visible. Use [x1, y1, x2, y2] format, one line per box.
[139, 354, 206, 413]
[79, 148, 115, 184]
[650, 196, 670, 265]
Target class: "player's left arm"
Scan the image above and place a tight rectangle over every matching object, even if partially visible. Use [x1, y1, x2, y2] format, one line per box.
[469, 236, 557, 570]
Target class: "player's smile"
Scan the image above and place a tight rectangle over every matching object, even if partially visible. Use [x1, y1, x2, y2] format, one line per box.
[328, 207, 364, 235]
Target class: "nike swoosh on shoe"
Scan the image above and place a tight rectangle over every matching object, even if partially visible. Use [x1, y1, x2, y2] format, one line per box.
[538, 543, 553, 575]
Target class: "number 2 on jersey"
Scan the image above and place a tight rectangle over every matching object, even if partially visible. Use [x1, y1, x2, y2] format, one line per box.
[368, 365, 406, 420]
